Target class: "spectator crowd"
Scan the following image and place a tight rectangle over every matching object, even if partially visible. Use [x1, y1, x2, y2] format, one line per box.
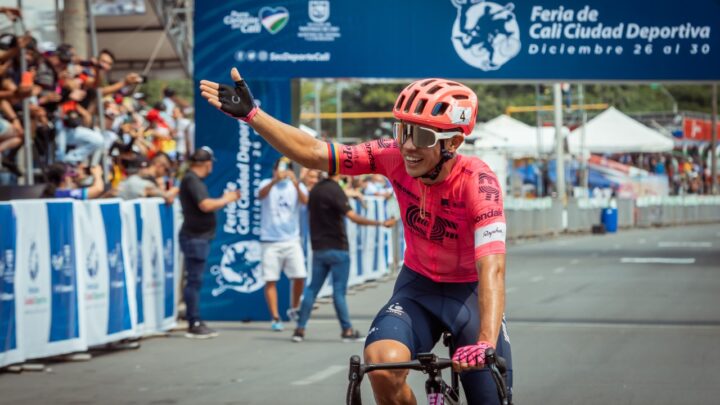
[0, 8, 193, 202]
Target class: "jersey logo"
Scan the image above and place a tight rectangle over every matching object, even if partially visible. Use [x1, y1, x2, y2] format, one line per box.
[386, 303, 405, 316]
[478, 173, 500, 202]
[406, 205, 431, 236]
[376, 137, 397, 149]
[430, 216, 459, 241]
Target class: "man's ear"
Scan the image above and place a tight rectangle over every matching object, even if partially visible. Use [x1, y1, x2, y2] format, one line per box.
[447, 135, 465, 153]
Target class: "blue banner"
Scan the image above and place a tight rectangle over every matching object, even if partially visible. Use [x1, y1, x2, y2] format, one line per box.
[158, 204, 175, 319]
[0, 204, 17, 353]
[194, 78, 286, 321]
[196, 0, 720, 81]
[134, 204, 144, 325]
[100, 204, 132, 335]
[47, 202, 80, 342]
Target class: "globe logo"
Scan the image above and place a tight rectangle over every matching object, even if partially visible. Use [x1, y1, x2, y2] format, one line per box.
[86, 242, 99, 278]
[210, 240, 263, 296]
[451, 0, 521, 71]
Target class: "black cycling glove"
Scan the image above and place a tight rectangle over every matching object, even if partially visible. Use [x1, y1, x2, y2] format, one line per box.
[218, 79, 258, 121]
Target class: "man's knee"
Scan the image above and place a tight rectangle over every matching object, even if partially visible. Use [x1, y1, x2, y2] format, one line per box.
[364, 340, 411, 389]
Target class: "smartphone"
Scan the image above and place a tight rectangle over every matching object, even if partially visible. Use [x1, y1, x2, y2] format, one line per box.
[278, 161, 289, 172]
[21, 71, 35, 87]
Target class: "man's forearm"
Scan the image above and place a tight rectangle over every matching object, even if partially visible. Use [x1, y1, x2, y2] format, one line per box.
[250, 111, 328, 171]
[475, 258, 506, 345]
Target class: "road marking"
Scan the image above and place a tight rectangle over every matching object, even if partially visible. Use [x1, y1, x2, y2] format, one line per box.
[620, 257, 696, 264]
[553, 267, 566, 274]
[291, 365, 346, 386]
[570, 259, 580, 265]
[658, 241, 712, 248]
[530, 276, 544, 283]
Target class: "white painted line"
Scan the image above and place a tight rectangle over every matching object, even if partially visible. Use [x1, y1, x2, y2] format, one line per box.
[620, 257, 696, 264]
[658, 241, 712, 248]
[553, 267, 566, 274]
[291, 365, 346, 386]
[570, 259, 580, 265]
[530, 276, 544, 283]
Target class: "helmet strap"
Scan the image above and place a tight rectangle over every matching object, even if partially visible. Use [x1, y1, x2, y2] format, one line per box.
[419, 140, 454, 181]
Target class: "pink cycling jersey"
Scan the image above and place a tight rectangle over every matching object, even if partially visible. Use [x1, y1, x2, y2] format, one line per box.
[327, 139, 506, 283]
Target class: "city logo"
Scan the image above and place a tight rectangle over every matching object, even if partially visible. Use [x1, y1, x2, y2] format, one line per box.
[450, 0, 522, 71]
[108, 243, 122, 274]
[0, 249, 14, 279]
[223, 10, 262, 33]
[308, 0, 330, 23]
[210, 240, 263, 295]
[86, 242, 99, 278]
[51, 244, 73, 277]
[28, 241, 39, 281]
[260, 6, 290, 34]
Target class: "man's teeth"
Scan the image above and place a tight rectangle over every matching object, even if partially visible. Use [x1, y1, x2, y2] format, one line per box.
[406, 157, 422, 163]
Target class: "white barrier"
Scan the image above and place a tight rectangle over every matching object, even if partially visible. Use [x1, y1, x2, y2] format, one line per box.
[0, 199, 181, 368]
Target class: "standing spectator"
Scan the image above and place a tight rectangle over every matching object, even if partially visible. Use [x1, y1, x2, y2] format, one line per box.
[258, 157, 308, 331]
[179, 146, 240, 339]
[363, 174, 392, 198]
[292, 172, 396, 343]
[42, 163, 105, 199]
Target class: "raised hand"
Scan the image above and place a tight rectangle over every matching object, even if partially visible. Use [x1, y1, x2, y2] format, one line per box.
[199, 68, 258, 122]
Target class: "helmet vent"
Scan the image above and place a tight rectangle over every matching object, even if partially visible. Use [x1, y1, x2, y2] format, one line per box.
[452, 95, 469, 100]
[431, 102, 449, 116]
[404, 90, 419, 113]
[395, 95, 406, 111]
[427, 85, 443, 95]
[414, 99, 428, 115]
[421, 79, 436, 86]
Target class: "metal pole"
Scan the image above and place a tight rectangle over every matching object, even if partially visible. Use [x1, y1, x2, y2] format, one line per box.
[579, 84, 588, 191]
[86, 0, 107, 171]
[535, 84, 544, 196]
[553, 83, 566, 202]
[314, 80, 321, 137]
[711, 83, 718, 195]
[336, 81, 343, 143]
[13, 14, 33, 184]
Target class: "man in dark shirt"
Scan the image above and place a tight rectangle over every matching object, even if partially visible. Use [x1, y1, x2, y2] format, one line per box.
[179, 146, 240, 338]
[292, 173, 396, 343]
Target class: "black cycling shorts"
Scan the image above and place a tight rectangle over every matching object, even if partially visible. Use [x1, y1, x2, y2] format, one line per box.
[365, 266, 513, 404]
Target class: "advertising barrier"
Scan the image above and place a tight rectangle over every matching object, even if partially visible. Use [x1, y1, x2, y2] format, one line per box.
[0, 199, 181, 368]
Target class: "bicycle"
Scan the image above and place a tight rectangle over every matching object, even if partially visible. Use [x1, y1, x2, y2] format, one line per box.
[346, 332, 512, 405]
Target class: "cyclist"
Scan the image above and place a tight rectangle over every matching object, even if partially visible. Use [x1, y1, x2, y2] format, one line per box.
[200, 68, 512, 405]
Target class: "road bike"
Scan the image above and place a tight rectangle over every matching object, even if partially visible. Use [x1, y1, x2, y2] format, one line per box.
[346, 332, 512, 405]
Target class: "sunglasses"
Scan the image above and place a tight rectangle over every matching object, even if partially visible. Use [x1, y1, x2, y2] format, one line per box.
[392, 122, 461, 148]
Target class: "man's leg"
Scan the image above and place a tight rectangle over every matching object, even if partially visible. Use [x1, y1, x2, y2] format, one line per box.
[261, 242, 282, 323]
[285, 241, 307, 311]
[264, 281, 280, 320]
[296, 250, 331, 330]
[328, 249, 353, 331]
[179, 236, 209, 325]
[364, 340, 416, 405]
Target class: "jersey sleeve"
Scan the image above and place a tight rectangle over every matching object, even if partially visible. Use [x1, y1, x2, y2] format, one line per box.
[468, 168, 506, 260]
[326, 139, 402, 177]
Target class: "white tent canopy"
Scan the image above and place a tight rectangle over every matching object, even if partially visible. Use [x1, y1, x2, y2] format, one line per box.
[470, 114, 565, 158]
[568, 107, 675, 154]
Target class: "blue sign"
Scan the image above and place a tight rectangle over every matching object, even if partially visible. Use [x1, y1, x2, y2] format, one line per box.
[134, 204, 144, 325]
[196, 0, 720, 81]
[158, 204, 175, 319]
[100, 204, 132, 334]
[0, 205, 17, 353]
[47, 202, 80, 342]
[194, 79, 286, 321]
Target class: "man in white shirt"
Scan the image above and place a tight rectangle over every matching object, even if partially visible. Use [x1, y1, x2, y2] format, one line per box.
[258, 157, 309, 331]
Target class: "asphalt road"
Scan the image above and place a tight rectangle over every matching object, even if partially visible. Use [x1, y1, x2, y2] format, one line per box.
[1, 224, 719, 405]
